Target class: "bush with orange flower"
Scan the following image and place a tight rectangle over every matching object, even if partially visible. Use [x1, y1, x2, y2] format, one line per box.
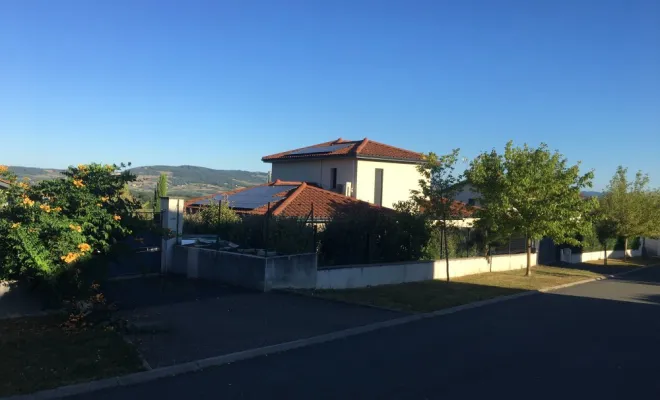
[0, 163, 140, 298]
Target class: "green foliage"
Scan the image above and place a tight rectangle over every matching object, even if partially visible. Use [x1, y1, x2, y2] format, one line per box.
[184, 201, 240, 234]
[318, 204, 430, 266]
[411, 149, 465, 220]
[599, 167, 660, 253]
[152, 173, 168, 212]
[0, 163, 140, 296]
[466, 141, 596, 272]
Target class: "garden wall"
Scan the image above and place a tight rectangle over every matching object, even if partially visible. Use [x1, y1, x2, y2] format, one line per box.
[568, 249, 642, 264]
[172, 246, 317, 291]
[316, 253, 535, 289]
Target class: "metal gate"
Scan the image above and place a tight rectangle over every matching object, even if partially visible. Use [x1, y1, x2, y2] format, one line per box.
[107, 212, 163, 278]
[537, 238, 558, 265]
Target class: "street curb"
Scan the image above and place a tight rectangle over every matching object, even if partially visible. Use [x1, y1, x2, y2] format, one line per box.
[539, 264, 656, 293]
[6, 264, 656, 400]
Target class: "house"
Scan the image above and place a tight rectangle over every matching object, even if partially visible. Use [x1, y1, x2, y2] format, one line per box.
[0, 178, 10, 190]
[262, 138, 425, 209]
[185, 180, 389, 220]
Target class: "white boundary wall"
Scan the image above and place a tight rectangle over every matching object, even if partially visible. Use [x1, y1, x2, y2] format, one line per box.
[568, 249, 642, 264]
[316, 253, 536, 290]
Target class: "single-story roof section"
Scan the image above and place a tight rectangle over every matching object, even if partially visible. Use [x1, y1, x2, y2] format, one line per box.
[185, 180, 389, 219]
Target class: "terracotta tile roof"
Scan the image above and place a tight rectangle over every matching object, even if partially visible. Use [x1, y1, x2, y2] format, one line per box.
[262, 138, 424, 163]
[418, 198, 477, 218]
[185, 180, 386, 219]
[0, 178, 10, 188]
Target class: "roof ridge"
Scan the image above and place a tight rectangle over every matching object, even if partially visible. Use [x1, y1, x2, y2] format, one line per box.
[272, 182, 307, 216]
[354, 137, 369, 154]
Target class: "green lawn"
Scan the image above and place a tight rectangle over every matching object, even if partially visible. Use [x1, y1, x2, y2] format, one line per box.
[306, 257, 655, 314]
[0, 315, 144, 396]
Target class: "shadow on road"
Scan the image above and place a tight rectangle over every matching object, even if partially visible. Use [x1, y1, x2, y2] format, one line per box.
[103, 275, 251, 310]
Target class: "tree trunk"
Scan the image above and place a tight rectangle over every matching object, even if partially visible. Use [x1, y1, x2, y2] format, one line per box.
[603, 244, 608, 266]
[444, 227, 450, 282]
[623, 237, 628, 261]
[525, 237, 532, 276]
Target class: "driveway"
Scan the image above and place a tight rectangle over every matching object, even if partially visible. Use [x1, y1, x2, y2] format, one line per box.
[104, 276, 404, 368]
[72, 266, 660, 399]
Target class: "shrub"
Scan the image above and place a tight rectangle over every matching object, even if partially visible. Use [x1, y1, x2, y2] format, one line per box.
[184, 201, 239, 234]
[0, 163, 140, 298]
[318, 203, 430, 266]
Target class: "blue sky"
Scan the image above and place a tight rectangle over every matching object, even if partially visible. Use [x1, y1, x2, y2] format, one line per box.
[0, 0, 658, 190]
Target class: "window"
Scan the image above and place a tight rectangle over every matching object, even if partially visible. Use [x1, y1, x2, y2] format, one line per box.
[374, 168, 384, 206]
[331, 168, 337, 189]
[468, 198, 475, 206]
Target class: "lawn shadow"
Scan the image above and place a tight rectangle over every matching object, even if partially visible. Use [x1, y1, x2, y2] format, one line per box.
[311, 280, 527, 314]
[560, 262, 640, 276]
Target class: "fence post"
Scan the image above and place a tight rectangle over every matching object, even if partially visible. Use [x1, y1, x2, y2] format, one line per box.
[311, 203, 317, 253]
[265, 202, 271, 253]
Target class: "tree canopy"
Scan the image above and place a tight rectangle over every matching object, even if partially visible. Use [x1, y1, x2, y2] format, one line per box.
[466, 141, 596, 275]
[599, 166, 660, 256]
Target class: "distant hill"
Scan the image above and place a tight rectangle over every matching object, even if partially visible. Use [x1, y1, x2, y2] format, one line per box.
[582, 191, 603, 198]
[8, 165, 269, 200]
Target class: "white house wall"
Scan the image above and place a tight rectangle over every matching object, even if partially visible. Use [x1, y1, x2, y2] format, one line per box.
[355, 160, 421, 208]
[271, 159, 357, 195]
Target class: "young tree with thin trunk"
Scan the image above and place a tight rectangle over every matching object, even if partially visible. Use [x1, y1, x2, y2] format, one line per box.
[410, 149, 464, 282]
[600, 167, 660, 259]
[466, 141, 595, 276]
[594, 214, 617, 266]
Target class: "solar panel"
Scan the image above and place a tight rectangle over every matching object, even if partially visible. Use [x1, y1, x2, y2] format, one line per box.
[288, 143, 353, 155]
[188, 185, 298, 209]
[227, 185, 297, 209]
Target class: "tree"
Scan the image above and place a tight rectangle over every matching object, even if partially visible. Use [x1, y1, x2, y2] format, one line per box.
[153, 173, 168, 212]
[410, 149, 464, 281]
[593, 213, 617, 265]
[466, 141, 595, 276]
[599, 167, 660, 259]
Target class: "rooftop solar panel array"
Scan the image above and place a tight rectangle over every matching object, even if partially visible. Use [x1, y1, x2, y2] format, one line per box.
[288, 143, 353, 155]
[188, 185, 298, 209]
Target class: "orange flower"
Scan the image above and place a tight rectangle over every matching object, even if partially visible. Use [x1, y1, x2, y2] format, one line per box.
[10, 222, 20, 229]
[18, 182, 29, 189]
[105, 164, 114, 171]
[22, 196, 35, 207]
[0, 165, 8, 173]
[97, 203, 102, 207]
[100, 196, 109, 202]
[53, 207, 62, 212]
[69, 224, 82, 233]
[39, 204, 51, 213]
[78, 243, 91, 252]
[60, 252, 80, 264]
[113, 215, 121, 221]
[72, 179, 85, 188]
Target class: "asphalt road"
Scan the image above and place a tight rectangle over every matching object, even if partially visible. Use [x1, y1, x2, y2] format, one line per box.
[70, 267, 660, 400]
